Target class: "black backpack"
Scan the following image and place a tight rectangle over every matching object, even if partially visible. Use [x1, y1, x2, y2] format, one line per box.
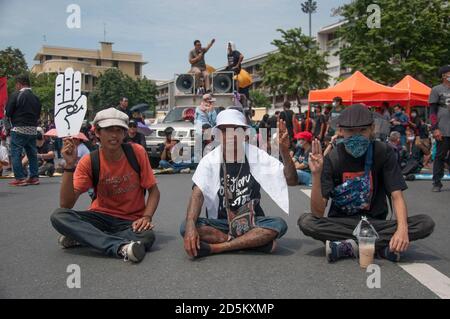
[89, 143, 142, 201]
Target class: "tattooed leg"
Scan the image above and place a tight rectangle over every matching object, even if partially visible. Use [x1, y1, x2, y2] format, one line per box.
[197, 225, 228, 244]
[209, 227, 277, 254]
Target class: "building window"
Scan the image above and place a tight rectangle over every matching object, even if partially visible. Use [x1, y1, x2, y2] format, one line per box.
[92, 77, 97, 87]
[135, 63, 141, 76]
[112, 60, 119, 68]
[61, 56, 68, 60]
[78, 58, 84, 61]
[45, 55, 52, 61]
[85, 75, 89, 86]
[96, 59, 101, 66]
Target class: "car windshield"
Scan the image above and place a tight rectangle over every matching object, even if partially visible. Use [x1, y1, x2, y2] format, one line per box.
[163, 107, 194, 123]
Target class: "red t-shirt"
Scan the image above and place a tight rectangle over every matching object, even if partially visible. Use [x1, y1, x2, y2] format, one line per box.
[74, 144, 157, 221]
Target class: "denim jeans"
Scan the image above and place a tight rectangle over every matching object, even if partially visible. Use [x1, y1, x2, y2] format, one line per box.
[159, 159, 195, 173]
[10, 131, 38, 180]
[297, 170, 312, 186]
[50, 209, 155, 258]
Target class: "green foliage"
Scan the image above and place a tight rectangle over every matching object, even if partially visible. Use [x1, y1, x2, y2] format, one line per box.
[249, 90, 271, 110]
[89, 69, 157, 114]
[261, 28, 330, 103]
[337, 0, 450, 86]
[0, 47, 28, 95]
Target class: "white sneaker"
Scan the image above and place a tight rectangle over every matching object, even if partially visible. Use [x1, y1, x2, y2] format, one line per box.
[119, 241, 146, 263]
[180, 168, 191, 174]
[58, 235, 81, 249]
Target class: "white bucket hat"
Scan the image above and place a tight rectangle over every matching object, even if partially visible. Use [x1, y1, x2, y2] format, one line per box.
[214, 108, 249, 129]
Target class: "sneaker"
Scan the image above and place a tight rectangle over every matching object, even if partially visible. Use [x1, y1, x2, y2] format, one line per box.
[58, 235, 81, 249]
[326, 239, 358, 263]
[119, 241, 146, 263]
[25, 177, 40, 186]
[377, 247, 401, 262]
[432, 184, 442, 192]
[8, 179, 28, 187]
[180, 168, 191, 174]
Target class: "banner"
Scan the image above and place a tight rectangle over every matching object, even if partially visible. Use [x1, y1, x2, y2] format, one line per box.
[0, 77, 7, 119]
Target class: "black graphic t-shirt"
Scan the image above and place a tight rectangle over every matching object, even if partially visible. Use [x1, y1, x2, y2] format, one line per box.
[227, 50, 242, 70]
[217, 159, 264, 219]
[321, 142, 407, 219]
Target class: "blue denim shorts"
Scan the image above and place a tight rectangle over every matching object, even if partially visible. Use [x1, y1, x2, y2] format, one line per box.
[180, 216, 288, 239]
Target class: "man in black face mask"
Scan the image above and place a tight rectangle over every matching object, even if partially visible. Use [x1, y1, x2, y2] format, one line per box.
[298, 104, 434, 264]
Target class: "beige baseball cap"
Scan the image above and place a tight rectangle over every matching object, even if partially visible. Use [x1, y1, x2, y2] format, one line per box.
[93, 107, 129, 130]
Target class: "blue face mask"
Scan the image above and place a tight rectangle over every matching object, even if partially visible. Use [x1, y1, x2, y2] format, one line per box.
[343, 135, 370, 158]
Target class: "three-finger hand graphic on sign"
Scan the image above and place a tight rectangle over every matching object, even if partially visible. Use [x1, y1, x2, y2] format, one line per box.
[54, 68, 87, 137]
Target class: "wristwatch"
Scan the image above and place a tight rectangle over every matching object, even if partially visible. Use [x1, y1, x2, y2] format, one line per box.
[63, 167, 76, 173]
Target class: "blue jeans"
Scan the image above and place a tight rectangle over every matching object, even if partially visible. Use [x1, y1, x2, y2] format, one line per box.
[50, 209, 155, 258]
[180, 216, 288, 239]
[159, 159, 195, 173]
[11, 131, 38, 180]
[297, 170, 312, 186]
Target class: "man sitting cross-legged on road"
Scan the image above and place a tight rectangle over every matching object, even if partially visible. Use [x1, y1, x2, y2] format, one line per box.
[181, 109, 298, 258]
[50, 108, 160, 263]
[298, 104, 435, 263]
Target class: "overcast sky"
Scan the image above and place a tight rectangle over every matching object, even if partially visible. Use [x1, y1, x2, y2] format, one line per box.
[0, 0, 348, 80]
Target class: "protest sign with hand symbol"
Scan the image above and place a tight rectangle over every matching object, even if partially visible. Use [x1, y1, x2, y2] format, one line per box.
[54, 68, 87, 137]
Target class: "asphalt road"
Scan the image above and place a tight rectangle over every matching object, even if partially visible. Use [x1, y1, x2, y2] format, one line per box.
[1, 175, 449, 299]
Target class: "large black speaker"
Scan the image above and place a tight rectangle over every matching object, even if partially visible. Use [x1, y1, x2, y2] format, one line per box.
[212, 72, 233, 94]
[175, 74, 195, 94]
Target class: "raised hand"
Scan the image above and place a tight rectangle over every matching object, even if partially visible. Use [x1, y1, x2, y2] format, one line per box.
[54, 68, 87, 137]
[277, 119, 290, 153]
[61, 138, 78, 168]
[309, 139, 324, 175]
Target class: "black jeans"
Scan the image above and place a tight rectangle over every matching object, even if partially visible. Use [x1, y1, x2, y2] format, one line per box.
[433, 137, 450, 186]
[51, 209, 155, 258]
[298, 213, 434, 250]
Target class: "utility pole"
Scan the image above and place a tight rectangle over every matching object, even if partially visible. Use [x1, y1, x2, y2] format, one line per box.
[301, 0, 318, 38]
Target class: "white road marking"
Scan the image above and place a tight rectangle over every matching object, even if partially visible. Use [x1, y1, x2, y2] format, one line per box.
[399, 263, 450, 299]
[299, 188, 450, 299]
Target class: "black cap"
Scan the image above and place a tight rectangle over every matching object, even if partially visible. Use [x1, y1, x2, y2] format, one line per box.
[337, 104, 373, 129]
[128, 119, 137, 127]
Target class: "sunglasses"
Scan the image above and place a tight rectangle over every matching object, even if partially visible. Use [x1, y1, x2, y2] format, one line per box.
[128, 124, 137, 128]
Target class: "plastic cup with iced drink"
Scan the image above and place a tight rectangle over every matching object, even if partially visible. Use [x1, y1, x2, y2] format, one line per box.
[358, 236, 376, 268]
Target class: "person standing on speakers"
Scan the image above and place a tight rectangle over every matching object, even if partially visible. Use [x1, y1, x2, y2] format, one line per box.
[189, 39, 215, 93]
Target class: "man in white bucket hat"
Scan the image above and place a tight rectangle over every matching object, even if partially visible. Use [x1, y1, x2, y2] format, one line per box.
[181, 108, 297, 258]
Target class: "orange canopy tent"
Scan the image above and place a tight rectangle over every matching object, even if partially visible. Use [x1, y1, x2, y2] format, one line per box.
[308, 71, 410, 107]
[393, 75, 431, 108]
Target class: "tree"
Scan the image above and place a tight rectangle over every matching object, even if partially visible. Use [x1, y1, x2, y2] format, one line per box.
[30, 73, 57, 118]
[337, 0, 450, 86]
[301, 0, 318, 38]
[136, 76, 158, 114]
[0, 47, 28, 95]
[89, 68, 157, 114]
[261, 28, 330, 105]
[249, 90, 271, 112]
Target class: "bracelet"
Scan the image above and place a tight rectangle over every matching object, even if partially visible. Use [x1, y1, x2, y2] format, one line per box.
[63, 167, 76, 173]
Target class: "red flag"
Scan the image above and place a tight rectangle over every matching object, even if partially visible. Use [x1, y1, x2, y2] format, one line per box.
[0, 77, 7, 119]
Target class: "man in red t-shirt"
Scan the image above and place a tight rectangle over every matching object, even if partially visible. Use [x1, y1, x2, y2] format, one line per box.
[51, 108, 160, 263]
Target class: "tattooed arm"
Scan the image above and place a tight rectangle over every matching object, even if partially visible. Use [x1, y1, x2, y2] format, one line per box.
[184, 185, 205, 257]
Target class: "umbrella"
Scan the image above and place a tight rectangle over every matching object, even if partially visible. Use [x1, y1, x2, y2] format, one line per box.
[137, 122, 152, 136]
[130, 103, 149, 113]
[45, 129, 88, 141]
